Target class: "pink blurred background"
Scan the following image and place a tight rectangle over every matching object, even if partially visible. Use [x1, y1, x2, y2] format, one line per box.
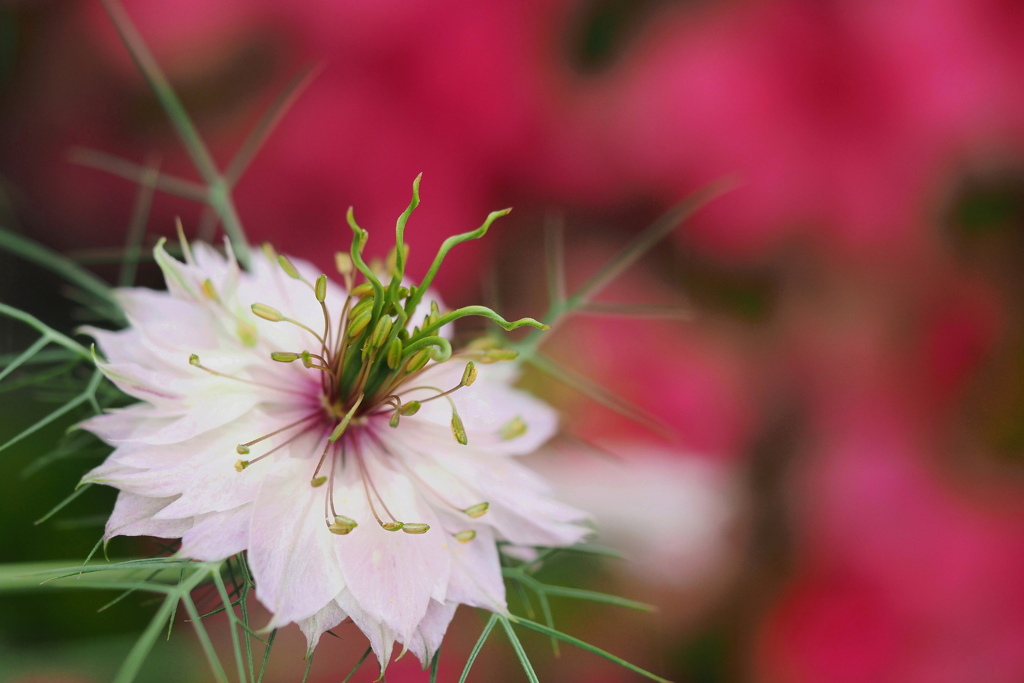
[3, 0, 1024, 681]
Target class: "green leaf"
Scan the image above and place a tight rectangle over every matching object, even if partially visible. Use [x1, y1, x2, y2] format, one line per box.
[0, 230, 117, 313]
[511, 616, 671, 683]
[498, 616, 540, 683]
[459, 613, 498, 683]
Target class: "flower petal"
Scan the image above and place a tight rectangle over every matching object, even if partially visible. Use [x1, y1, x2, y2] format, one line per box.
[333, 436, 451, 641]
[179, 505, 251, 561]
[104, 491, 192, 541]
[402, 600, 458, 667]
[298, 598, 349, 657]
[249, 451, 347, 626]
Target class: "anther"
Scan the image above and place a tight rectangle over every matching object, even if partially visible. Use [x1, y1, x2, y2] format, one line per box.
[314, 274, 328, 303]
[461, 362, 478, 387]
[400, 401, 421, 416]
[482, 348, 519, 363]
[402, 523, 430, 534]
[335, 253, 353, 276]
[327, 515, 358, 535]
[451, 412, 468, 446]
[234, 460, 249, 472]
[271, 352, 301, 363]
[189, 354, 201, 366]
[251, 303, 284, 322]
[386, 338, 403, 370]
[405, 348, 431, 373]
[328, 395, 364, 443]
[463, 502, 489, 518]
[236, 444, 250, 455]
[200, 279, 219, 302]
[350, 282, 374, 299]
[347, 310, 372, 339]
[310, 476, 328, 487]
[277, 254, 301, 280]
[499, 417, 528, 441]
[382, 521, 404, 532]
[455, 530, 477, 544]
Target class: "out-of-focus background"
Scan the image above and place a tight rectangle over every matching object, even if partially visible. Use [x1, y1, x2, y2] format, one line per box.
[2, 0, 1024, 681]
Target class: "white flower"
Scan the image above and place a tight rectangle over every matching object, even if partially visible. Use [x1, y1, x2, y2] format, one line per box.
[79, 210, 588, 671]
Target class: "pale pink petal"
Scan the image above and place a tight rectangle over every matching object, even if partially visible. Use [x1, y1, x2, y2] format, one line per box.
[333, 438, 451, 641]
[442, 524, 507, 612]
[298, 598, 349, 656]
[250, 453, 346, 627]
[336, 588, 396, 674]
[104, 491, 193, 540]
[402, 600, 458, 667]
[179, 505, 252, 561]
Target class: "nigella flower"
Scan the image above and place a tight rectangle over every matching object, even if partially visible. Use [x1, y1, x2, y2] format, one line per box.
[79, 182, 589, 671]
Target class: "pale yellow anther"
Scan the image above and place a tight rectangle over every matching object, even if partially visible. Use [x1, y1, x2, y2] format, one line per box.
[234, 460, 249, 472]
[451, 413, 468, 446]
[251, 303, 284, 322]
[328, 515, 358, 535]
[350, 282, 374, 299]
[455, 530, 477, 544]
[482, 348, 519, 363]
[236, 444, 250, 455]
[467, 337, 501, 352]
[189, 354, 201, 366]
[499, 417, 528, 441]
[200, 279, 220, 302]
[315, 274, 328, 303]
[405, 349, 431, 373]
[461, 362, 478, 387]
[463, 502, 489, 518]
[278, 254, 301, 280]
[386, 338, 404, 370]
[382, 521, 404, 532]
[347, 310, 372, 339]
[335, 252, 353, 276]
[236, 321, 259, 347]
[401, 523, 430, 534]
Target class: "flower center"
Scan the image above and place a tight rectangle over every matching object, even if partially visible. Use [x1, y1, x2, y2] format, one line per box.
[188, 177, 548, 540]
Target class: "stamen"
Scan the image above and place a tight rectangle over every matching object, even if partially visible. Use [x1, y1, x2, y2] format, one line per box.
[463, 502, 490, 518]
[327, 394, 364, 443]
[236, 413, 320, 455]
[356, 450, 406, 532]
[499, 417, 528, 441]
[231, 427, 310, 471]
[455, 530, 477, 544]
[188, 354, 309, 397]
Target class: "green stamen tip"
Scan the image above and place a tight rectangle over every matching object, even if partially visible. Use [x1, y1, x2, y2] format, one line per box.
[387, 338, 404, 370]
[389, 412, 401, 428]
[451, 413, 468, 446]
[455, 529, 477, 544]
[188, 354, 201, 366]
[328, 515, 358, 535]
[382, 521, 404, 532]
[461, 362, 478, 387]
[271, 351, 300, 363]
[499, 417, 528, 441]
[234, 460, 249, 472]
[236, 444, 250, 455]
[402, 523, 430, 534]
[400, 400, 421, 416]
[252, 303, 284, 322]
[315, 274, 328, 302]
[310, 476, 328, 488]
[464, 502, 489, 519]
[278, 254, 301, 279]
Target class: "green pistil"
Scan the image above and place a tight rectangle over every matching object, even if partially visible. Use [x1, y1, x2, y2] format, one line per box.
[264, 176, 547, 419]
